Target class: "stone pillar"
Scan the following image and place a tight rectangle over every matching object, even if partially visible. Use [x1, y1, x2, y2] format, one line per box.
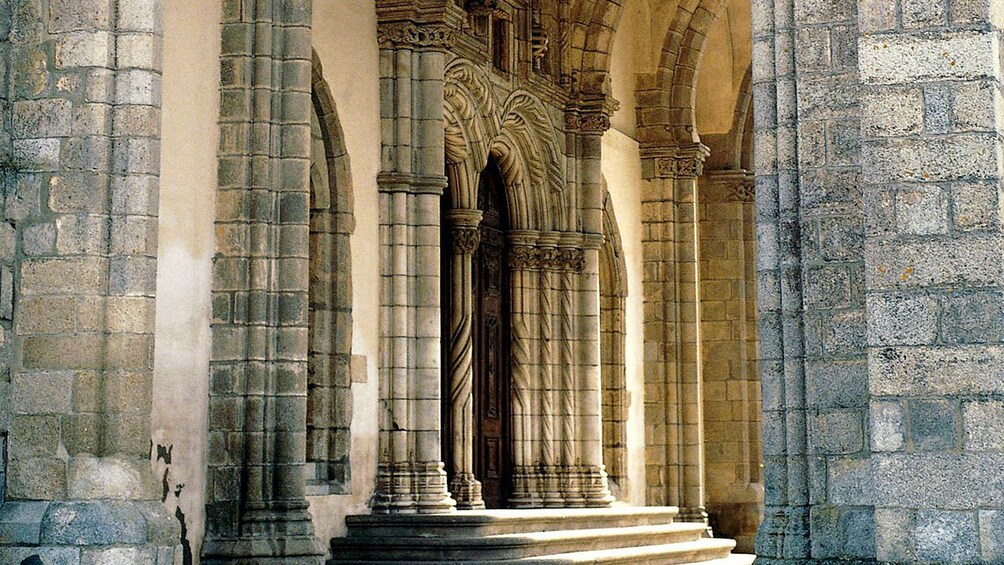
[536, 232, 563, 507]
[204, 1, 323, 562]
[0, 0, 179, 561]
[567, 103, 614, 508]
[641, 144, 710, 522]
[700, 170, 762, 552]
[445, 209, 484, 510]
[508, 233, 543, 508]
[860, 2, 1004, 562]
[371, 10, 455, 514]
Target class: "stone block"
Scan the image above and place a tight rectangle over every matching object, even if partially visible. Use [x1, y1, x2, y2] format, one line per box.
[979, 510, 1004, 561]
[40, 502, 147, 546]
[859, 31, 996, 84]
[68, 456, 159, 501]
[940, 289, 1003, 345]
[963, 400, 1004, 451]
[0, 547, 80, 565]
[55, 32, 114, 69]
[806, 360, 868, 409]
[827, 456, 872, 506]
[10, 414, 60, 457]
[48, 0, 112, 32]
[952, 181, 998, 232]
[872, 452, 1004, 509]
[12, 371, 73, 414]
[12, 99, 73, 139]
[7, 458, 67, 500]
[902, 0, 947, 28]
[874, 507, 916, 562]
[869, 345, 1004, 397]
[0, 501, 49, 544]
[862, 134, 998, 184]
[867, 292, 939, 346]
[870, 400, 904, 452]
[896, 185, 948, 236]
[810, 411, 863, 455]
[858, 0, 895, 32]
[865, 235, 1003, 290]
[23, 222, 56, 256]
[81, 548, 157, 565]
[916, 510, 979, 563]
[909, 399, 959, 451]
[810, 505, 875, 559]
[11, 139, 60, 171]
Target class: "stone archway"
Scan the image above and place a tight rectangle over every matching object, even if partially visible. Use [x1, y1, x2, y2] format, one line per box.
[305, 53, 356, 494]
[599, 187, 630, 499]
[441, 57, 613, 510]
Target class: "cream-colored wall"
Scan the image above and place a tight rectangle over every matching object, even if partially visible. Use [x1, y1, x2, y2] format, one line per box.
[600, 131, 647, 507]
[152, 0, 221, 561]
[695, 0, 752, 135]
[604, 9, 649, 502]
[308, 0, 382, 548]
[610, 0, 650, 135]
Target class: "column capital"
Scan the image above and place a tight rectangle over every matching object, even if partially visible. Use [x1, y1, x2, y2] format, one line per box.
[642, 143, 711, 180]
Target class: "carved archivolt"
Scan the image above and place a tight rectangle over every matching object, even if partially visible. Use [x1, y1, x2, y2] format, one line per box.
[444, 58, 567, 232]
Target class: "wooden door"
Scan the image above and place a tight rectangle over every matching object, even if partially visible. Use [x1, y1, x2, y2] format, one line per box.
[474, 160, 511, 508]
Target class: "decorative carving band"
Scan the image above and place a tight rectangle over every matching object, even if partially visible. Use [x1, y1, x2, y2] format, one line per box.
[508, 245, 586, 273]
[378, 23, 454, 50]
[727, 179, 756, 203]
[565, 113, 611, 134]
[452, 226, 481, 254]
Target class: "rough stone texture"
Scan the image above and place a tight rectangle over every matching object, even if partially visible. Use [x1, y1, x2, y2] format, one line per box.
[0, 0, 178, 560]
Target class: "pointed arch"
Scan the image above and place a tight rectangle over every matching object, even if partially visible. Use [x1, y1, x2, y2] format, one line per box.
[599, 183, 629, 498]
[306, 50, 355, 493]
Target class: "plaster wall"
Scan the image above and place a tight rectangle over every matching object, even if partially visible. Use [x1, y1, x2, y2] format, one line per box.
[308, 0, 382, 545]
[152, 0, 221, 560]
[601, 129, 647, 507]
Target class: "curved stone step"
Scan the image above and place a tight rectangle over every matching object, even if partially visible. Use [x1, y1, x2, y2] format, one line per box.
[330, 522, 708, 562]
[328, 537, 737, 564]
[344, 507, 682, 538]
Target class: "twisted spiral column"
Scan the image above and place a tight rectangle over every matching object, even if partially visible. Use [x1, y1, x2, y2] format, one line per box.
[508, 237, 542, 507]
[446, 210, 485, 510]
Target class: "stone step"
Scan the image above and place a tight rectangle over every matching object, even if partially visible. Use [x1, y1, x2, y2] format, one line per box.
[343, 506, 682, 537]
[330, 522, 710, 562]
[328, 538, 737, 564]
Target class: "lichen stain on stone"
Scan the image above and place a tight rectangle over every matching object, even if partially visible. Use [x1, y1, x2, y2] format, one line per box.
[899, 267, 914, 283]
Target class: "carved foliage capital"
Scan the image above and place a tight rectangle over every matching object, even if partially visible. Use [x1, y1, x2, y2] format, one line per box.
[451, 225, 481, 254]
[508, 245, 585, 273]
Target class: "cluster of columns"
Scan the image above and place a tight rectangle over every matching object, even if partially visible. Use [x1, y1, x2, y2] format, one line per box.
[641, 144, 711, 522]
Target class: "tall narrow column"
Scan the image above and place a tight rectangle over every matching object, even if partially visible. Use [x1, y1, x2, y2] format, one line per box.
[641, 144, 710, 520]
[568, 106, 614, 508]
[445, 209, 484, 510]
[371, 10, 455, 513]
[204, 1, 323, 561]
[509, 234, 543, 508]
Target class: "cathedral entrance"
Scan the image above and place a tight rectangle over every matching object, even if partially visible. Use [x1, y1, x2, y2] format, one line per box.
[442, 157, 513, 510]
[472, 159, 511, 508]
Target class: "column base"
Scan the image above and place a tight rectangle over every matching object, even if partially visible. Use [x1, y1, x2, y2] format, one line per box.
[508, 467, 543, 509]
[0, 500, 180, 564]
[755, 506, 810, 560]
[449, 474, 485, 510]
[372, 462, 457, 514]
[202, 502, 324, 564]
[579, 465, 615, 508]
